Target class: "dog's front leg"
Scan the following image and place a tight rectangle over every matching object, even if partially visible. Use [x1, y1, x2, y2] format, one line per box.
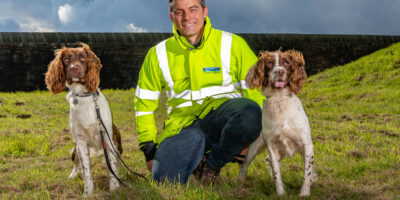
[76, 140, 94, 196]
[238, 133, 266, 180]
[68, 146, 82, 179]
[300, 143, 315, 197]
[108, 148, 120, 191]
[267, 145, 284, 196]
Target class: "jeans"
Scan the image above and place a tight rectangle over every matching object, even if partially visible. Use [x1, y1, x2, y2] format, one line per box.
[152, 98, 262, 183]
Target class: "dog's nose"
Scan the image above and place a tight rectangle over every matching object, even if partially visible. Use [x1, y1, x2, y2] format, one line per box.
[275, 69, 284, 76]
[71, 65, 80, 72]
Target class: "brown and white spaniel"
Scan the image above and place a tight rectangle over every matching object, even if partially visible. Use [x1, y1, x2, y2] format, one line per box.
[238, 50, 317, 196]
[45, 43, 122, 196]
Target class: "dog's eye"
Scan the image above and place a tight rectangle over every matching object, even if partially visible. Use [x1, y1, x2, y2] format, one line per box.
[283, 60, 290, 66]
[63, 57, 69, 62]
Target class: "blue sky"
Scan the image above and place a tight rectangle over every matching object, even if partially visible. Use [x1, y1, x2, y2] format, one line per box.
[0, 0, 399, 35]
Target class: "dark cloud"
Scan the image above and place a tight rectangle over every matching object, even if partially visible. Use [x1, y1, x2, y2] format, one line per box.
[0, 0, 399, 35]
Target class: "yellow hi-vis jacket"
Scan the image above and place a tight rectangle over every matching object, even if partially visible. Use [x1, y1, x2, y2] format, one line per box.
[134, 17, 265, 147]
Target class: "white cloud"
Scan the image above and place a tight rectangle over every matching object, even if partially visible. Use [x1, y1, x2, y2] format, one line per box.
[58, 4, 73, 25]
[126, 23, 148, 33]
[18, 17, 55, 32]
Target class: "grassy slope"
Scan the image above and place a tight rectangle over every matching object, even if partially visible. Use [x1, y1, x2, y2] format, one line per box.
[0, 43, 399, 199]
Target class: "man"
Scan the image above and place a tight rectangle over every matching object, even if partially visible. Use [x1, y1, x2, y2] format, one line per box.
[134, 0, 265, 184]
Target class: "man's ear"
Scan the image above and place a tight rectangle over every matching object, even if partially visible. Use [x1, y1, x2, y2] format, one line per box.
[203, 6, 208, 18]
[169, 13, 174, 23]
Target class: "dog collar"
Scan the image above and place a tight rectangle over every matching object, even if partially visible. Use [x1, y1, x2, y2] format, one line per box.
[72, 90, 99, 105]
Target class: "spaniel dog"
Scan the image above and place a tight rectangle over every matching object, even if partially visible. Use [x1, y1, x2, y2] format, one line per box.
[45, 43, 122, 196]
[238, 50, 317, 196]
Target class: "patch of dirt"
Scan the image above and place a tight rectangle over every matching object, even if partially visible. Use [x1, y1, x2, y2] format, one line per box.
[365, 126, 400, 138]
[356, 113, 378, 121]
[15, 101, 25, 106]
[377, 130, 399, 138]
[346, 150, 366, 159]
[288, 164, 302, 172]
[16, 114, 31, 119]
[393, 59, 400, 69]
[370, 73, 379, 82]
[317, 74, 328, 81]
[386, 50, 394, 56]
[0, 185, 20, 193]
[339, 114, 352, 122]
[312, 97, 329, 102]
[19, 180, 40, 191]
[355, 74, 365, 81]
[50, 128, 72, 148]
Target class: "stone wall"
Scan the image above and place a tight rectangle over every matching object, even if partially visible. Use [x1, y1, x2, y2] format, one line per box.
[0, 32, 399, 91]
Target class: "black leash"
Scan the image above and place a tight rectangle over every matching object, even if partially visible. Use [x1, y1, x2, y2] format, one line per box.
[93, 92, 147, 186]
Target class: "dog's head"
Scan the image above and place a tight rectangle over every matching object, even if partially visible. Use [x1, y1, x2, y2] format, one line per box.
[245, 50, 307, 94]
[45, 43, 102, 94]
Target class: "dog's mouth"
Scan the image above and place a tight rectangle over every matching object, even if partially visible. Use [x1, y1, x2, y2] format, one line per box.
[68, 77, 86, 84]
[271, 80, 286, 89]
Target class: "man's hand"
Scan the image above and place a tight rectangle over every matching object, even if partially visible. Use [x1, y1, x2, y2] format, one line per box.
[140, 141, 157, 172]
[146, 160, 153, 172]
[234, 147, 249, 165]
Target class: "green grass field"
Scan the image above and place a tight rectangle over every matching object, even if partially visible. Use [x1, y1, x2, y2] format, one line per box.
[1, 43, 399, 199]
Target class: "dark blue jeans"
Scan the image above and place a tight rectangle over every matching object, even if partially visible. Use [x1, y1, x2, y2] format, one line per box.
[152, 98, 262, 183]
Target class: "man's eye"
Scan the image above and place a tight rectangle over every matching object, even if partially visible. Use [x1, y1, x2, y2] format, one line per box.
[174, 11, 183, 16]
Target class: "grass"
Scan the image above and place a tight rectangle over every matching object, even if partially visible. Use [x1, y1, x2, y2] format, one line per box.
[1, 42, 400, 199]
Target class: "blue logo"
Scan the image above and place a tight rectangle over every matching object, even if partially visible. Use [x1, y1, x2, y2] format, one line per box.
[203, 67, 221, 72]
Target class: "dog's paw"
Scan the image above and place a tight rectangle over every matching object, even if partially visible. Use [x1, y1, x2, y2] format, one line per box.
[68, 168, 80, 180]
[110, 178, 120, 191]
[83, 181, 94, 197]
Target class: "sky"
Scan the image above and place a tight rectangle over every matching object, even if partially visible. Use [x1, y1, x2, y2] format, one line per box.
[0, 0, 399, 35]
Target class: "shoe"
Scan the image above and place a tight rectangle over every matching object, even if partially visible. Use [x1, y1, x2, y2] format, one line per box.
[201, 162, 220, 185]
[193, 157, 205, 180]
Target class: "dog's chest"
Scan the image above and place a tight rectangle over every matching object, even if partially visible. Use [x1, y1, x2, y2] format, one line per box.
[263, 95, 305, 156]
[68, 97, 101, 142]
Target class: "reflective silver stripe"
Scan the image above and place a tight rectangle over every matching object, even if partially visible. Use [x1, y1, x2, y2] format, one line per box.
[136, 111, 154, 117]
[157, 32, 235, 102]
[240, 80, 249, 90]
[213, 92, 241, 99]
[221, 31, 233, 86]
[135, 86, 160, 100]
[174, 89, 192, 100]
[156, 40, 175, 97]
[167, 101, 193, 114]
[176, 101, 193, 108]
[192, 83, 238, 100]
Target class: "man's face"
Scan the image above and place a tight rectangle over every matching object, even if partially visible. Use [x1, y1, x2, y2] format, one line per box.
[169, 0, 208, 40]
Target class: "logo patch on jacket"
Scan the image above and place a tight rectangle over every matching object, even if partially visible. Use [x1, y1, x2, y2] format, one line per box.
[203, 66, 221, 72]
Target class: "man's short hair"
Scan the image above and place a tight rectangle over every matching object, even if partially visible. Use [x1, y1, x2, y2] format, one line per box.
[169, 0, 206, 13]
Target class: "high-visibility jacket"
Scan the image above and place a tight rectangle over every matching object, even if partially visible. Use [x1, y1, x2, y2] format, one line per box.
[134, 17, 265, 147]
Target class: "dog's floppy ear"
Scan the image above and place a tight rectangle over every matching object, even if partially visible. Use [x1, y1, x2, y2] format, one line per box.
[81, 43, 102, 94]
[245, 51, 269, 90]
[45, 47, 67, 94]
[287, 50, 307, 94]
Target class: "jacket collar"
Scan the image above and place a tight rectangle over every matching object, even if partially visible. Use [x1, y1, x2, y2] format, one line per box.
[172, 17, 212, 50]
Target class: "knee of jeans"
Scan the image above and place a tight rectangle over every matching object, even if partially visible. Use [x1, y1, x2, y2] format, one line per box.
[238, 101, 262, 139]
